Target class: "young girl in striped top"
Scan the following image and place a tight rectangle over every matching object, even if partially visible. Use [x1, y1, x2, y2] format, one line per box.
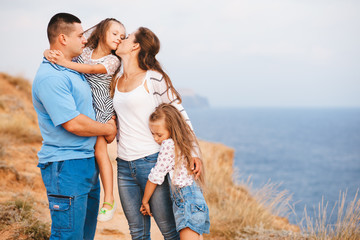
[140, 103, 210, 240]
[45, 18, 126, 222]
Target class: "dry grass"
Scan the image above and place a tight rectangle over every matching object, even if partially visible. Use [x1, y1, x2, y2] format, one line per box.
[0, 100, 5, 110]
[200, 142, 298, 239]
[0, 72, 41, 143]
[0, 197, 50, 240]
[201, 141, 359, 240]
[301, 190, 360, 240]
[0, 73, 32, 100]
[0, 114, 42, 143]
[204, 171, 295, 239]
[0, 140, 5, 160]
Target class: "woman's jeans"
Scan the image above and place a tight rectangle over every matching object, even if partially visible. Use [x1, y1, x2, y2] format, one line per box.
[117, 152, 179, 240]
[37, 157, 100, 240]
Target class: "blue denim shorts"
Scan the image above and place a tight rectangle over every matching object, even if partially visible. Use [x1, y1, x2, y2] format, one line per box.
[170, 181, 210, 235]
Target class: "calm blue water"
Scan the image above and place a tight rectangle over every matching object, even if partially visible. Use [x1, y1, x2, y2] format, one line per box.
[186, 107, 360, 224]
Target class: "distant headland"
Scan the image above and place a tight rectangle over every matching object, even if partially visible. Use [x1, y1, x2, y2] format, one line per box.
[178, 88, 210, 109]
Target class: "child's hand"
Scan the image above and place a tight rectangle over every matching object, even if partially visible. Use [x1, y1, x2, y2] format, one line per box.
[44, 49, 58, 63]
[43, 49, 53, 62]
[44, 50, 67, 66]
[140, 203, 152, 217]
[52, 50, 66, 65]
[104, 116, 117, 143]
[191, 157, 202, 180]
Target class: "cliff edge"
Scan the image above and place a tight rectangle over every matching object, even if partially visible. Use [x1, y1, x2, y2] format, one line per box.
[0, 73, 301, 240]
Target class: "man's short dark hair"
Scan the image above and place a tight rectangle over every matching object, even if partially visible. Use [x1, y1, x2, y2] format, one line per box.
[47, 13, 81, 44]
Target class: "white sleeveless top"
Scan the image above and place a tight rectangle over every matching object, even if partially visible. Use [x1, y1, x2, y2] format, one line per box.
[113, 71, 160, 161]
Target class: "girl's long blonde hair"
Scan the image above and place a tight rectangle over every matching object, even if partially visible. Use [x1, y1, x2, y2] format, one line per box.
[149, 103, 205, 188]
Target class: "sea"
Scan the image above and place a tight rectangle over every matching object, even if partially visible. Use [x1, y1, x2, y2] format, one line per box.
[186, 107, 360, 224]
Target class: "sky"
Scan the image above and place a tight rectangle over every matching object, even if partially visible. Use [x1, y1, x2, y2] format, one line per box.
[0, 0, 359, 107]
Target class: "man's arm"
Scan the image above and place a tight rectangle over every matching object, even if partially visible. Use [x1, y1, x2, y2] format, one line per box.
[62, 114, 116, 142]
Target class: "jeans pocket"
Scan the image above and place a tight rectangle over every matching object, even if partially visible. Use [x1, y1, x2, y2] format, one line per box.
[189, 203, 208, 227]
[48, 195, 73, 231]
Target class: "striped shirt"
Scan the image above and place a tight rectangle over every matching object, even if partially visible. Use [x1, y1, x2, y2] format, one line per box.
[77, 47, 120, 123]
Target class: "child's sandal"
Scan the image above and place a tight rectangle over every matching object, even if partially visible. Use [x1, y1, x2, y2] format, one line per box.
[98, 201, 117, 222]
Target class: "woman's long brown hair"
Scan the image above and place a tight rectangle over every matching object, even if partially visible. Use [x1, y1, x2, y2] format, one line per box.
[110, 27, 181, 101]
[149, 103, 205, 188]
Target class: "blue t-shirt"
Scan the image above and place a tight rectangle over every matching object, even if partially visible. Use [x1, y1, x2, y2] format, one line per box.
[32, 58, 97, 163]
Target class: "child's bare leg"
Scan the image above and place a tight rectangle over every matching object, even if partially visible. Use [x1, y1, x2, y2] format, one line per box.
[95, 136, 114, 210]
[180, 228, 200, 240]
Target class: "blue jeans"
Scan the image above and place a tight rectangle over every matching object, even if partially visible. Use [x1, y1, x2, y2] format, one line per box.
[38, 157, 100, 240]
[117, 153, 179, 240]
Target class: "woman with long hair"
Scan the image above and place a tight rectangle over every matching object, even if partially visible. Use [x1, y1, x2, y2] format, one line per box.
[112, 27, 203, 239]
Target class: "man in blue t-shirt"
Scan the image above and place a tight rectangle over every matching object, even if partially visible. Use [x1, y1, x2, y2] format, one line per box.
[32, 13, 116, 239]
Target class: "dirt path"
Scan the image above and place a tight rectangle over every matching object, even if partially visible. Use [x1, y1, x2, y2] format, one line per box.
[94, 141, 163, 240]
